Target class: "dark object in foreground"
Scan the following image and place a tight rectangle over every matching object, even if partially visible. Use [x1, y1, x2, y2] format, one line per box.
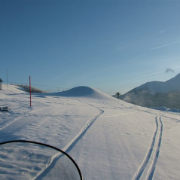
[0, 140, 83, 180]
[0, 106, 10, 111]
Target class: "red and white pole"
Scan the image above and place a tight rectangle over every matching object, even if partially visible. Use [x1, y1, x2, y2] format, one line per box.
[29, 76, 31, 107]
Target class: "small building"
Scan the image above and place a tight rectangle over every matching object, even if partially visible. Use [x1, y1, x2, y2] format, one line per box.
[0, 78, 3, 90]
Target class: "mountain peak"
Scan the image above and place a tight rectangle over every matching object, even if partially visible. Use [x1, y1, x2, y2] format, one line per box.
[166, 73, 180, 82]
[136, 73, 180, 94]
[121, 73, 180, 109]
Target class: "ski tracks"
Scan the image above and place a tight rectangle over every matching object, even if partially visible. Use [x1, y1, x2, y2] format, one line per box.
[132, 116, 163, 180]
[33, 101, 104, 180]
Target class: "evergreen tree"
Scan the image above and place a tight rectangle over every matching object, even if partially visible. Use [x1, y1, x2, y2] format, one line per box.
[115, 92, 120, 99]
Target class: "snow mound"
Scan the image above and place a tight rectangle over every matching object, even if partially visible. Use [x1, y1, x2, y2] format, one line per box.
[50, 86, 112, 99]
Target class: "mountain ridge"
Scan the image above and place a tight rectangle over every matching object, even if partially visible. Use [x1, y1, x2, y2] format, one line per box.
[121, 73, 180, 109]
[136, 73, 180, 94]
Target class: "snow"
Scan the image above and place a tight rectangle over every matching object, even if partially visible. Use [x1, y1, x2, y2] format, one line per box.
[0, 84, 180, 179]
[137, 73, 180, 94]
[47, 86, 112, 99]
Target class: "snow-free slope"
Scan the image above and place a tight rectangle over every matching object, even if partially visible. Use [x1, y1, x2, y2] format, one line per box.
[0, 85, 180, 179]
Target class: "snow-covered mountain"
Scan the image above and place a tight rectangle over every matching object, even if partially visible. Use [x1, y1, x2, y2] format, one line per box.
[121, 73, 180, 109]
[136, 73, 180, 94]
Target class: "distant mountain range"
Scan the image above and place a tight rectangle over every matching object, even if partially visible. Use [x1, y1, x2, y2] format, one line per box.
[120, 73, 180, 109]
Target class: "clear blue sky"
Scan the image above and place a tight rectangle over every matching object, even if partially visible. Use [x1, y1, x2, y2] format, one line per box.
[1, 0, 180, 95]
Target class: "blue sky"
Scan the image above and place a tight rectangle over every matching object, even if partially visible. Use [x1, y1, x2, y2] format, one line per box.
[1, 0, 180, 95]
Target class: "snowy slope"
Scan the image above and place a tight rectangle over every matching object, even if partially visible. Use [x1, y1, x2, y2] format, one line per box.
[42, 86, 113, 100]
[0, 85, 180, 179]
[137, 73, 180, 94]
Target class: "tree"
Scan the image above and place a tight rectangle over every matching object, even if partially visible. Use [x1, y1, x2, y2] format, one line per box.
[115, 92, 120, 99]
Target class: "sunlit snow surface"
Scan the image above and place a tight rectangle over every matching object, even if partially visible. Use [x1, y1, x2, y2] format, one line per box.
[0, 85, 180, 179]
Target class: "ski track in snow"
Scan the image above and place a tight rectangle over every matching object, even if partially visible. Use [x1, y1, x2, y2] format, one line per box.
[132, 116, 163, 180]
[146, 117, 163, 180]
[33, 100, 104, 180]
[0, 115, 22, 131]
